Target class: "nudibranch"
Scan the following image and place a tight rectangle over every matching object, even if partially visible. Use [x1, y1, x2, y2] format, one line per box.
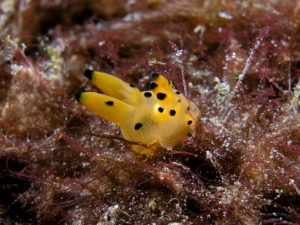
[76, 70, 200, 156]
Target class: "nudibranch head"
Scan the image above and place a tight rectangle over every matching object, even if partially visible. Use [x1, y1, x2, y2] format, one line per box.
[76, 70, 200, 155]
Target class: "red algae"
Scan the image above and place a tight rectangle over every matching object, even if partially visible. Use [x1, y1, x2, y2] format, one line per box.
[0, 0, 300, 224]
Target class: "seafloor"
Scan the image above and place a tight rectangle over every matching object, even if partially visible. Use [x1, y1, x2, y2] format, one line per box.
[0, 0, 299, 224]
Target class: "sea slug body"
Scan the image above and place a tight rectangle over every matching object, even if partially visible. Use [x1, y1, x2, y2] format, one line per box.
[76, 70, 200, 155]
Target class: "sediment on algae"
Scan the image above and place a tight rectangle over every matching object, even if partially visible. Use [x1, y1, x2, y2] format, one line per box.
[0, 0, 299, 224]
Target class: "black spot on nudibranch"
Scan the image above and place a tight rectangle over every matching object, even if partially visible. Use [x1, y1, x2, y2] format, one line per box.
[144, 92, 152, 97]
[135, 123, 143, 130]
[75, 92, 82, 102]
[157, 92, 167, 100]
[188, 120, 192, 125]
[105, 101, 114, 106]
[129, 83, 135, 87]
[84, 69, 93, 80]
[170, 109, 176, 116]
[158, 107, 164, 113]
[187, 133, 192, 137]
[175, 91, 181, 95]
[151, 82, 158, 90]
[151, 72, 159, 79]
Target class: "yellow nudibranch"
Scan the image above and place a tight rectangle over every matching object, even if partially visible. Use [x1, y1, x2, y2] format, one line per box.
[76, 70, 200, 156]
